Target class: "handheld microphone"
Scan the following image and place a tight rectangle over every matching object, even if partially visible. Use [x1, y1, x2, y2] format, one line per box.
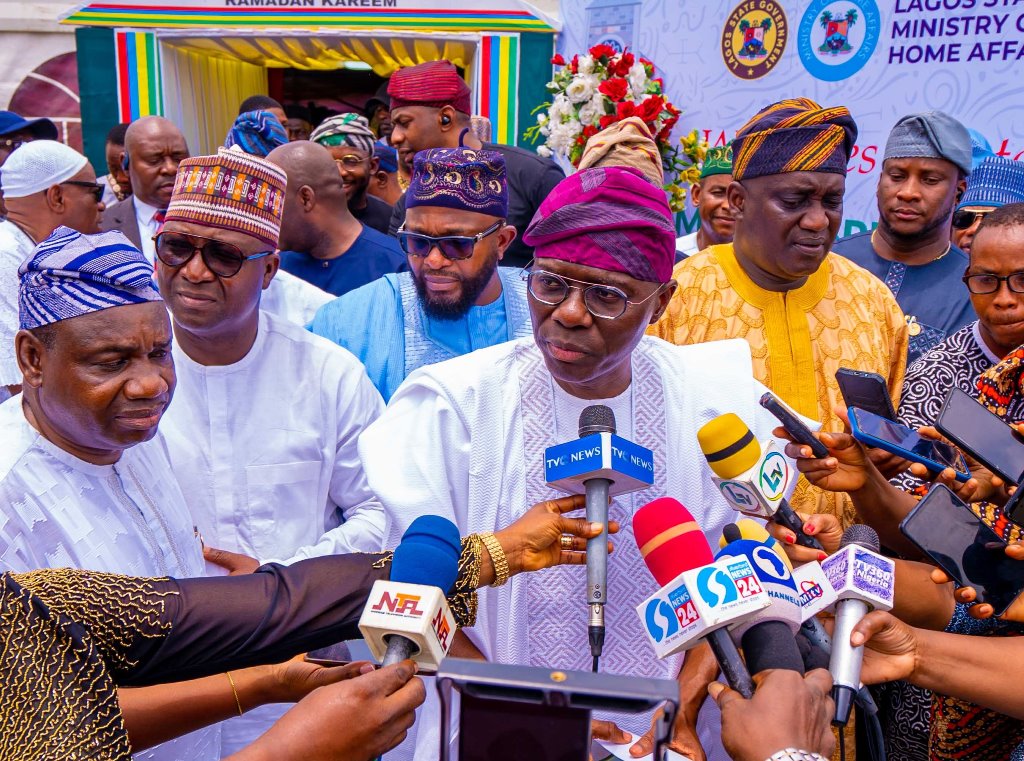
[698, 413, 823, 551]
[634, 498, 769, 698]
[359, 515, 461, 670]
[821, 524, 894, 726]
[545, 404, 655, 671]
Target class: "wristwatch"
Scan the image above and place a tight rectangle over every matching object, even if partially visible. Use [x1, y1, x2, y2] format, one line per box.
[766, 750, 828, 761]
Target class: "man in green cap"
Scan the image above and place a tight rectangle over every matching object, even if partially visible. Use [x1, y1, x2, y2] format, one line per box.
[675, 143, 735, 258]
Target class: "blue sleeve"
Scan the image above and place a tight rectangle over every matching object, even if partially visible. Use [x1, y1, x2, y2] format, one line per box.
[308, 278, 405, 401]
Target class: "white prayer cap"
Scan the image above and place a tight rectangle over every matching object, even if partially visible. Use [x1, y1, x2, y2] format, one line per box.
[1, 140, 89, 199]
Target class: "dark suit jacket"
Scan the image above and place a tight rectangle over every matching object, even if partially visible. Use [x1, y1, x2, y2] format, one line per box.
[100, 196, 142, 249]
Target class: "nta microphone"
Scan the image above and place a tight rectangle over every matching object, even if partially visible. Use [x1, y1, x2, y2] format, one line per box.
[698, 413, 823, 550]
[359, 515, 461, 670]
[822, 524, 894, 726]
[545, 404, 654, 671]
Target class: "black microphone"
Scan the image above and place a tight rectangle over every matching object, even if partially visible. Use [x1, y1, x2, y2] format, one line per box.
[579, 405, 614, 672]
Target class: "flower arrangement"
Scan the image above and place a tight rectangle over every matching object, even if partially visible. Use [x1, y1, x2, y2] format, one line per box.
[525, 44, 706, 212]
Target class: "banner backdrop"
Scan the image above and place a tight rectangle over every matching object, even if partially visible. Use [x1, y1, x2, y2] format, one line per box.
[556, 0, 1024, 238]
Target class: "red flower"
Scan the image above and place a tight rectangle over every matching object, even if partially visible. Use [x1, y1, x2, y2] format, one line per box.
[599, 114, 618, 129]
[576, 135, 586, 146]
[665, 102, 681, 117]
[551, 53, 566, 66]
[589, 43, 617, 62]
[640, 57, 655, 74]
[582, 124, 599, 139]
[599, 78, 629, 102]
[610, 51, 635, 77]
[636, 95, 664, 123]
[570, 54, 579, 73]
[616, 101, 637, 119]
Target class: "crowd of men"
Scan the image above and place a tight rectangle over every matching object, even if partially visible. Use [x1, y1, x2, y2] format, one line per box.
[2, 56, 1024, 761]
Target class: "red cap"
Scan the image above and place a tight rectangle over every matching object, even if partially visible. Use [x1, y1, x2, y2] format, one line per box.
[633, 497, 712, 586]
[388, 60, 472, 115]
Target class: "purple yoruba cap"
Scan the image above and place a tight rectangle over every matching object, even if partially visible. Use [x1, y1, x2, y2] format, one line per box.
[407, 147, 508, 218]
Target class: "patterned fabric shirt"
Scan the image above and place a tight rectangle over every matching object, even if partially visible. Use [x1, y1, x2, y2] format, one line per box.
[649, 243, 908, 525]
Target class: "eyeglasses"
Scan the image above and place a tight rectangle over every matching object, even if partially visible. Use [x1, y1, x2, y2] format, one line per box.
[963, 271, 1024, 295]
[397, 220, 503, 261]
[154, 232, 272, 278]
[523, 269, 665, 320]
[334, 154, 369, 168]
[952, 209, 991, 230]
[61, 180, 105, 202]
[0, 138, 24, 153]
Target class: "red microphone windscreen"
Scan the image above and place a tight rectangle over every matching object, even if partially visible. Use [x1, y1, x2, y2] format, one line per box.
[633, 497, 713, 586]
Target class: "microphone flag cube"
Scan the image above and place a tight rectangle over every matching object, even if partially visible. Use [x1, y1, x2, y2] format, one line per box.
[712, 439, 793, 519]
[545, 432, 654, 497]
[358, 579, 456, 670]
[821, 544, 895, 611]
[636, 555, 771, 659]
[792, 561, 839, 620]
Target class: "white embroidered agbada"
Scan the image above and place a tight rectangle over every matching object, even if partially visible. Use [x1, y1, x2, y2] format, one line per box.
[160, 308, 388, 756]
[360, 335, 786, 761]
[0, 395, 216, 761]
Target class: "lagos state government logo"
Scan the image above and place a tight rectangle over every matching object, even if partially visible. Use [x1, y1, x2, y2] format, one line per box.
[799, 0, 881, 81]
[722, 1, 789, 80]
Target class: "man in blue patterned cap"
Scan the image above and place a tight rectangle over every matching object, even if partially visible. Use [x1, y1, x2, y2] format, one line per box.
[310, 146, 528, 400]
[950, 155, 1024, 255]
[834, 110, 976, 363]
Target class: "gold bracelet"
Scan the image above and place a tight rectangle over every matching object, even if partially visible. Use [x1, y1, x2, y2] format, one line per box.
[225, 671, 244, 716]
[479, 532, 510, 587]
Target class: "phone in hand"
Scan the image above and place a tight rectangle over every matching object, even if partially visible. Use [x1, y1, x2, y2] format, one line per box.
[836, 368, 897, 421]
[759, 391, 828, 458]
[900, 484, 1024, 616]
[848, 406, 970, 482]
[305, 639, 376, 668]
[936, 386, 1024, 484]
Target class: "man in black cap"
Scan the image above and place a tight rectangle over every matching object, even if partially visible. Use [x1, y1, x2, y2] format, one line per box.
[833, 111, 976, 363]
[0, 110, 57, 167]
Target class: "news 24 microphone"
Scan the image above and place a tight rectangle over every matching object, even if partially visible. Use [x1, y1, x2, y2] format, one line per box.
[359, 515, 461, 670]
[821, 524, 894, 726]
[634, 498, 771, 698]
[698, 413, 823, 551]
[545, 404, 655, 671]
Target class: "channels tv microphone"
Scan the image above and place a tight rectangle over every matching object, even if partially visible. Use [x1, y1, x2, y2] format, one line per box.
[545, 405, 654, 671]
[821, 524, 894, 726]
[634, 497, 770, 698]
[697, 413, 823, 551]
[359, 515, 461, 670]
[715, 524, 805, 675]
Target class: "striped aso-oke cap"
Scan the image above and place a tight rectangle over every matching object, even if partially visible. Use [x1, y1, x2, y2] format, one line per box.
[166, 147, 286, 247]
[19, 226, 162, 330]
[958, 156, 1024, 211]
[732, 97, 857, 181]
[310, 113, 377, 156]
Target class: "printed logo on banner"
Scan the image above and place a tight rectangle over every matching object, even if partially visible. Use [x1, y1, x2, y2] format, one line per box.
[798, 0, 881, 81]
[721, 1, 789, 80]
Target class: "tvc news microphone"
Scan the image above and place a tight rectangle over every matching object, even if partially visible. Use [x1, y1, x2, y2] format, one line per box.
[360, 515, 461, 669]
[545, 404, 654, 670]
[633, 497, 771, 698]
[698, 413, 823, 551]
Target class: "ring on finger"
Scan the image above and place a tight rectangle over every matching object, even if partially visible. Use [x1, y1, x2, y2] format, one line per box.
[560, 535, 573, 550]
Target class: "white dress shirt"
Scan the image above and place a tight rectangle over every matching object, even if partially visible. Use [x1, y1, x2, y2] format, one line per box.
[0, 220, 36, 387]
[134, 196, 163, 264]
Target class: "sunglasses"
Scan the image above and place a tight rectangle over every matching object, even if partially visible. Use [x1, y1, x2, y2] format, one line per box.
[334, 154, 369, 168]
[952, 209, 991, 230]
[523, 268, 665, 320]
[154, 232, 272, 278]
[396, 220, 503, 261]
[61, 180, 105, 202]
[0, 138, 24, 153]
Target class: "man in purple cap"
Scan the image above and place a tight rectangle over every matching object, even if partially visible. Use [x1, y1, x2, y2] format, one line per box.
[385, 60, 564, 268]
[358, 152, 789, 761]
[310, 146, 529, 401]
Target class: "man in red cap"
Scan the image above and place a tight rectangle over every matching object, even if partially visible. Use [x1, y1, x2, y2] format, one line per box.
[386, 59, 564, 268]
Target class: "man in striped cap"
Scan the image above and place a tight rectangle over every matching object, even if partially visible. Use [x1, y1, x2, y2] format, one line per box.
[651, 97, 908, 526]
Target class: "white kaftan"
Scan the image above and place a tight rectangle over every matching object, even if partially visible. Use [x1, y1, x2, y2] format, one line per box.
[359, 336, 787, 761]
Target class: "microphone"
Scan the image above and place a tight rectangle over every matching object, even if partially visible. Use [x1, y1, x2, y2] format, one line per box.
[821, 524, 894, 726]
[715, 524, 805, 674]
[634, 498, 770, 698]
[545, 404, 655, 671]
[359, 515, 461, 670]
[698, 413, 823, 550]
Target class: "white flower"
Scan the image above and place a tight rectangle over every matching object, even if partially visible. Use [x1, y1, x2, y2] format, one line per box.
[565, 74, 596, 104]
[549, 94, 572, 123]
[628, 62, 649, 100]
[537, 145, 553, 158]
[578, 92, 606, 126]
[537, 112, 548, 126]
[577, 55, 596, 75]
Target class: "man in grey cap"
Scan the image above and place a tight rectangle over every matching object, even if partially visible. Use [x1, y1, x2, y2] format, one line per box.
[0, 140, 105, 399]
[834, 111, 976, 363]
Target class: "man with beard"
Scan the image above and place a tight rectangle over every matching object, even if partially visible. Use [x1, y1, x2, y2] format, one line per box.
[309, 146, 529, 401]
[675, 143, 735, 258]
[833, 111, 976, 363]
[268, 141, 405, 297]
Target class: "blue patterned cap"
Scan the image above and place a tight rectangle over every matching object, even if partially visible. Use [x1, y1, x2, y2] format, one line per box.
[224, 110, 288, 158]
[958, 156, 1024, 211]
[407, 147, 507, 217]
[376, 141, 398, 173]
[967, 128, 995, 171]
[19, 226, 162, 330]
